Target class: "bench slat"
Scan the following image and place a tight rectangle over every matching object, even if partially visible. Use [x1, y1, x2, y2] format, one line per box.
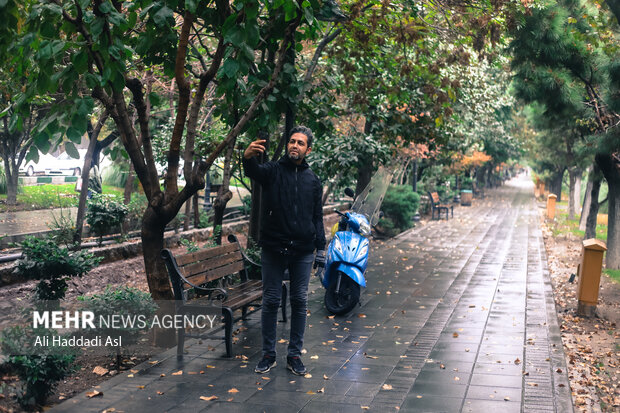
[183, 260, 246, 287]
[181, 251, 244, 278]
[176, 243, 239, 266]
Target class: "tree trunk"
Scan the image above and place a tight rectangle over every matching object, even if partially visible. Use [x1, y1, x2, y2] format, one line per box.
[4, 157, 18, 206]
[579, 166, 594, 231]
[411, 160, 418, 193]
[193, 194, 199, 228]
[549, 169, 564, 201]
[73, 135, 98, 244]
[567, 168, 581, 220]
[212, 139, 236, 245]
[584, 168, 602, 240]
[183, 199, 191, 231]
[141, 207, 175, 345]
[355, 160, 373, 198]
[248, 132, 269, 246]
[573, 168, 582, 219]
[595, 153, 620, 269]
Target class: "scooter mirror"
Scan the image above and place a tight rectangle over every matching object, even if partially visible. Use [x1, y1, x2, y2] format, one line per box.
[344, 187, 355, 198]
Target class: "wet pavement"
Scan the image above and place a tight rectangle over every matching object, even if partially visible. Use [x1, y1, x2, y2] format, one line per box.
[50, 175, 573, 412]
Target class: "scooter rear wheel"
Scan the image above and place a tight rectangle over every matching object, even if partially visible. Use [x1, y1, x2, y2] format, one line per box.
[324, 271, 360, 315]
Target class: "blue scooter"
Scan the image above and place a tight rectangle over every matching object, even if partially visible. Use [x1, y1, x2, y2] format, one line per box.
[319, 189, 372, 315]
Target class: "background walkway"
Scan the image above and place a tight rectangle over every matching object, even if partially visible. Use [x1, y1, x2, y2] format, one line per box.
[51, 175, 573, 413]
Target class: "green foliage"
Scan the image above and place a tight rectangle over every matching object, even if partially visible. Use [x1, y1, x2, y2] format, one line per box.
[179, 238, 199, 253]
[0, 164, 6, 195]
[47, 207, 76, 247]
[86, 193, 128, 244]
[15, 236, 101, 300]
[198, 210, 213, 229]
[376, 217, 399, 238]
[241, 195, 252, 216]
[0, 325, 77, 408]
[461, 176, 473, 190]
[101, 162, 129, 188]
[126, 193, 148, 231]
[78, 286, 157, 346]
[380, 185, 421, 232]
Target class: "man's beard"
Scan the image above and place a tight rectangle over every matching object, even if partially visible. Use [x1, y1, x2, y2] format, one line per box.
[288, 152, 301, 161]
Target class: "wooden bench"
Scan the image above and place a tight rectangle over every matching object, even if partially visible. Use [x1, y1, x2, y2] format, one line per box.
[161, 234, 287, 358]
[428, 191, 453, 220]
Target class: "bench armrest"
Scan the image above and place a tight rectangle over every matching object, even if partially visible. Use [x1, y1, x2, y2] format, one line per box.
[227, 234, 261, 268]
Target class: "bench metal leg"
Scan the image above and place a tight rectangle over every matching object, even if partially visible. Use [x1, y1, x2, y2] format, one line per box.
[223, 307, 234, 357]
[280, 282, 288, 323]
[177, 327, 185, 360]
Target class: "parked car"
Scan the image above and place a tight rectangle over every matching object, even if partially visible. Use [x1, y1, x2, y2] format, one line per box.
[19, 149, 86, 176]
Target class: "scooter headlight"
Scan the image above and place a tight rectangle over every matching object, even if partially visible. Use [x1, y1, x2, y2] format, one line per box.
[333, 236, 343, 254]
[359, 221, 371, 237]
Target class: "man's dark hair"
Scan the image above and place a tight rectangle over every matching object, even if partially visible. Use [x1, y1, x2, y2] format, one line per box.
[289, 125, 314, 147]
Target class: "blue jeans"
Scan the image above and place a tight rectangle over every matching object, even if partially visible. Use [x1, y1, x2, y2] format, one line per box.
[261, 248, 314, 358]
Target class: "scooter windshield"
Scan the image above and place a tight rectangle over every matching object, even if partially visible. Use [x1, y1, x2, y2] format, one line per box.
[350, 165, 393, 226]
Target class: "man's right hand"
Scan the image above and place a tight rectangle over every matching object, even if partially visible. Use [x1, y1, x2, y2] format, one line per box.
[244, 139, 267, 159]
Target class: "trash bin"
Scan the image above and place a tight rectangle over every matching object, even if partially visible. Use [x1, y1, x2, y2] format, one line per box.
[460, 190, 472, 206]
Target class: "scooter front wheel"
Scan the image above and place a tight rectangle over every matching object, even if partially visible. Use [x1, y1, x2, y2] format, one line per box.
[324, 271, 360, 315]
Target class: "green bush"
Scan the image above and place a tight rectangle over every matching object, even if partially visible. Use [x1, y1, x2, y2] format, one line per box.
[86, 193, 129, 244]
[15, 236, 102, 301]
[461, 176, 473, 190]
[381, 185, 421, 232]
[101, 162, 129, 188]
[376, 217, 400, 238]
[79, 286, 157, 345]
[1, 325, 77, 408]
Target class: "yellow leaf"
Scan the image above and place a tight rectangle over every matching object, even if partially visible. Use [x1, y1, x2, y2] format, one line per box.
[200, 395, 218, 401]
[323, 374, 329, 380]
[137, 385, 145, 389]
[172, 370, 183, 376]
[382, 384, 393, 390]
[453, 332, 459, 338]
[311, 355, 319, 360]
[228, 388, 239, 393]
[206, 365, 216, 369]
[86, 390, 103, 398]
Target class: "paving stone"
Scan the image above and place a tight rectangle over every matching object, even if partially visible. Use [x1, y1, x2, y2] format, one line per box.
[48, 178, 574, 413]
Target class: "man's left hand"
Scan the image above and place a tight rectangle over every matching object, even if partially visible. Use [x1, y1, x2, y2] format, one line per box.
[314, 250, 326, 269]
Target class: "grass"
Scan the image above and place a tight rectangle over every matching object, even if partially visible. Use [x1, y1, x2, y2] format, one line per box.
[550, 201, 607, 242]
[0, 184, 124, 212]
[604, 269, 620, 284]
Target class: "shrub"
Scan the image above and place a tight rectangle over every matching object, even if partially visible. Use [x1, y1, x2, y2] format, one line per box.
[376, 217, 400, 238]
[86, 193, 129, 244]
[461, 176, 473, 190]
[47, 207, 76, 247]
[126, 193, 148, 231]
[381, 185, 421, 232]
[78, 286, 157, 367]
[1, 325, 77, 408]
[15, 237, 101, 301]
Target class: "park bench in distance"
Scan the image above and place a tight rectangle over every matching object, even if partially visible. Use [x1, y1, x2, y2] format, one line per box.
[161, 234, 287, 358]
[428, 191, 454, 220]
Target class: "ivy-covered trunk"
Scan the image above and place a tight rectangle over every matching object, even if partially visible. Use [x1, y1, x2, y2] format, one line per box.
[596, 153, 620, 269]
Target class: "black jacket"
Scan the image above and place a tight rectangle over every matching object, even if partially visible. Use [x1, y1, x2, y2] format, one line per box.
[243, 155, 326, 253]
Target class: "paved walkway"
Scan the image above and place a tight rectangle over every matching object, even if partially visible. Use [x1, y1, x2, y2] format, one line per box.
[51, 175, 573, 412]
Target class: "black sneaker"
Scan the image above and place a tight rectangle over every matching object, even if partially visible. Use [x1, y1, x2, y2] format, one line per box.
[255, 355, 276, 373]
[286, 356, 307, 376]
